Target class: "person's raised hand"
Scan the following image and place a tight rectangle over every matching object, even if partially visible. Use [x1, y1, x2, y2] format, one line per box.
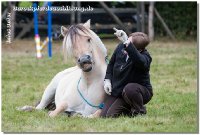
[113, 28, 128, 43]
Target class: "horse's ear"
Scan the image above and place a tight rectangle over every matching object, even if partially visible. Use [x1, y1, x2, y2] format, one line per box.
[61, 26, 68, 37]
[83, 19, 91, 29]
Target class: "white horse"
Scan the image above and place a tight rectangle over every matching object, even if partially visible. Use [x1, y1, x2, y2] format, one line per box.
[19, 20, 107, 117]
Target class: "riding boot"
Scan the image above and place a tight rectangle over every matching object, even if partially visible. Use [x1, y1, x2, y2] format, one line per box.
[130, 105, 146, 117]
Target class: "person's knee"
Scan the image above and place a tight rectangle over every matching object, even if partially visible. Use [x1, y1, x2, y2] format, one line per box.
[122, 83, 140, 98]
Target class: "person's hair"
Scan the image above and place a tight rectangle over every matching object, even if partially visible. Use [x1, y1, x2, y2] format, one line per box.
[129, 32, 150, 50]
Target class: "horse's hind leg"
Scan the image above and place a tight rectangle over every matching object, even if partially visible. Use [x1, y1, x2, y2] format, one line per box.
[35, 97, 56, 110]
[35, 80, 56, 110]
[36, 67, 79, 110]
[17, 84, 56, 111]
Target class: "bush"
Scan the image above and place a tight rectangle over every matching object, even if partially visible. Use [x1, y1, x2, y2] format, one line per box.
[154, 2, 197, 40]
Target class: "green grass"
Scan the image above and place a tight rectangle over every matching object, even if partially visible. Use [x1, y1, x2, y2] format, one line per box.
[2, 39, 198, 133]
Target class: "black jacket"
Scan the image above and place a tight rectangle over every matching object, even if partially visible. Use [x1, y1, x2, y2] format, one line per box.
[105, 43, 153, 97]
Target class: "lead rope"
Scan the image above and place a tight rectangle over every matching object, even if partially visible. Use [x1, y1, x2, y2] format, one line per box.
[105, 56, 109, 65]
[77, 77, 104, 109]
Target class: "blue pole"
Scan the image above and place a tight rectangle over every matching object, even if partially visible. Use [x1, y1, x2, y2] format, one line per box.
[33, 3, 42, 58]
[47, 2, 52, 58]
[33, 3, 38, 36]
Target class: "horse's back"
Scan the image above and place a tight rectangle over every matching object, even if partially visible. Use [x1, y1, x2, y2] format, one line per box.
[50, 66, 79, 88]
[54, 66, 79, 81]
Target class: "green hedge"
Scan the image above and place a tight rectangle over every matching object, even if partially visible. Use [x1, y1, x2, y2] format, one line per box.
[154, 2, 197, 39]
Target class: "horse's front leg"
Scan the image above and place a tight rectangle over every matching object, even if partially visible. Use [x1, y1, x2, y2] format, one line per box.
[48, 101, 68, 117]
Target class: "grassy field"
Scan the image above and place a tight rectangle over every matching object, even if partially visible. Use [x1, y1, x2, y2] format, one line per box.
[2, 39, 198, 133]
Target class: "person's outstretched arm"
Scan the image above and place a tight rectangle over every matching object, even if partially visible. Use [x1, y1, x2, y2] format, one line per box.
[124, 40, 152, 70]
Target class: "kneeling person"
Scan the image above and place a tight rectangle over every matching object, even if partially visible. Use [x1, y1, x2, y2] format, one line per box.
[101, 29, 153, 117]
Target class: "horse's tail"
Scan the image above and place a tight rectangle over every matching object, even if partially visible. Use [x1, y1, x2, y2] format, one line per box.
[16, 105, 35, 112]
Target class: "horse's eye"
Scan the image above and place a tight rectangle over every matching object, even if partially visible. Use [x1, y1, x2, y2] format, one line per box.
[87, 38, 91, 42]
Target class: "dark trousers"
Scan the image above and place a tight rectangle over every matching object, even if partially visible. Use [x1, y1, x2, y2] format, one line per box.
[100, 83, 153, 118]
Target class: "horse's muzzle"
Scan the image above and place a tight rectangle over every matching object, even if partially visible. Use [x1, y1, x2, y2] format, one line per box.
[78, 55, 93, 72]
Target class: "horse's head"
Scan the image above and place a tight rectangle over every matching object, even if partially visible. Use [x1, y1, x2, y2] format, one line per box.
[61, 20, 107, 72]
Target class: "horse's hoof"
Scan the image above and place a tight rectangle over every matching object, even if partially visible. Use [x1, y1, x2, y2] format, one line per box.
[48, 111, 52, 115]
[48, 111, 56, 118]
[71, 112, 82, 117]
[87, 115, 94, 119]
[16, 105, 35, 112]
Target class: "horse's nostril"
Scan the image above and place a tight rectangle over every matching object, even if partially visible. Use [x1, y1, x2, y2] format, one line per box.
[79, 55, 92, 65]
[86, 55, 91, 59]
